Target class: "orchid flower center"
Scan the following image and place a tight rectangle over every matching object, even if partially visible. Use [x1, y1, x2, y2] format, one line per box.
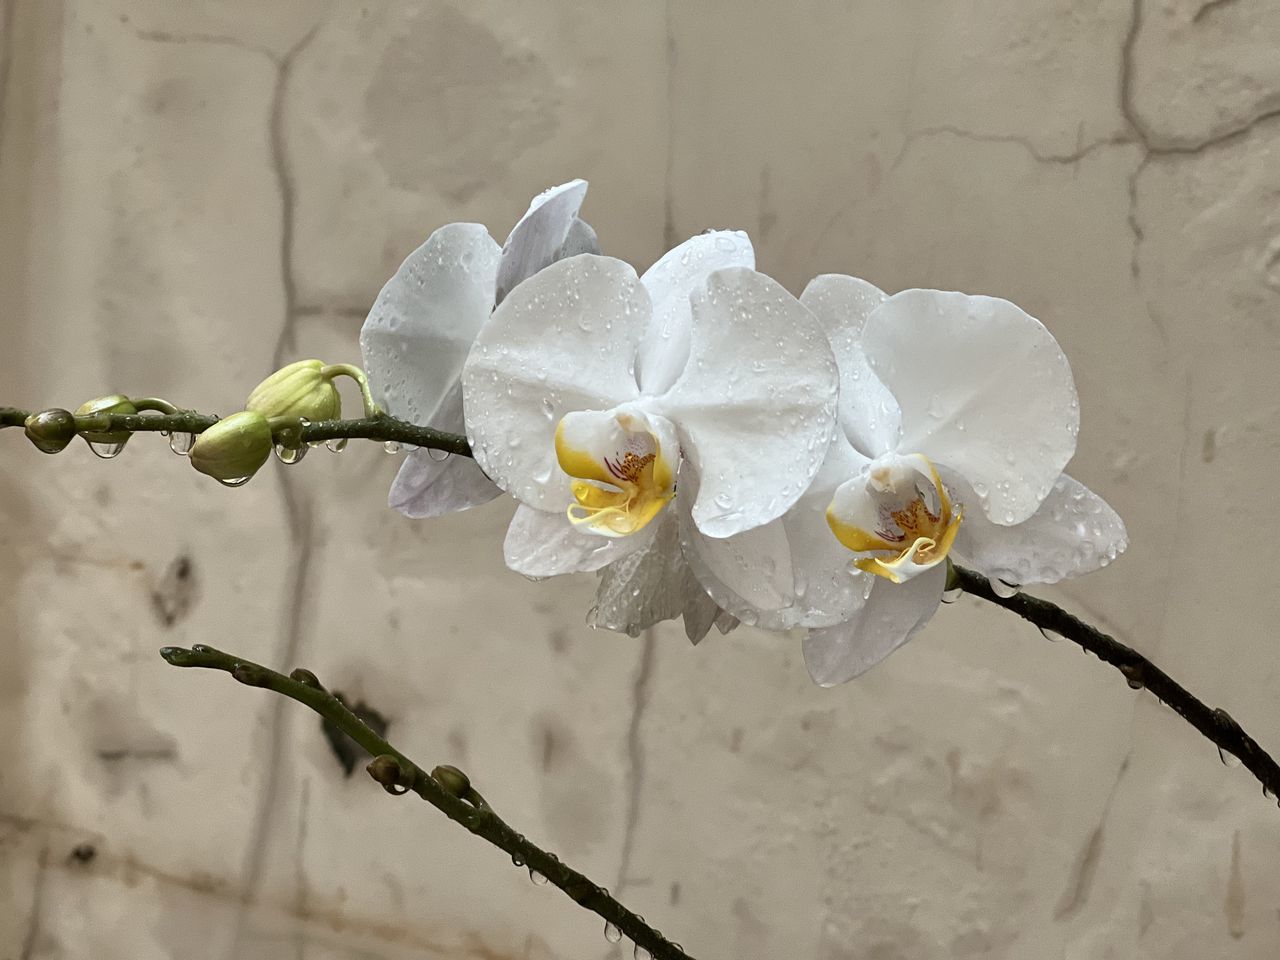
[825, 453, 963, 584]
[554, 410, 676, 538]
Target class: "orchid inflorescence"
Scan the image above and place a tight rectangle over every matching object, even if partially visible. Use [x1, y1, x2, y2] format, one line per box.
[358, 179, 1129, 684]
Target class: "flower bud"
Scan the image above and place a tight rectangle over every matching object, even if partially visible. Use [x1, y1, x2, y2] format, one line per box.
[245, 360, 341, 422]
[24, 408, 78, 454]
[189, 411, 273, 482]
[431, 764, 472, 799]
[75, 394, 138, 444]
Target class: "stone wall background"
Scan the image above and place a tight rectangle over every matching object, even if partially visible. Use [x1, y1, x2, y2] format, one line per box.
[2, 1, 1279, 957]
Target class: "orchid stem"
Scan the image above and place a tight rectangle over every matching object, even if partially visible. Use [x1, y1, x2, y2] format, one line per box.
[158, 644, 694, 960]
[0, 406, 470, 457]
[951, 564, 1280, 803]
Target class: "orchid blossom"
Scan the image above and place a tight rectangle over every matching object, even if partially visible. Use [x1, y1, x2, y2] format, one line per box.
[461, 234, 839, 640]
[684, 275, 1127, 684]
[359, 181, 598, 519]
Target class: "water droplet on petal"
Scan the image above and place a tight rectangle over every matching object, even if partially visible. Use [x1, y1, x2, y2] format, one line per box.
[383, 440, 402, 455]
[88, 440, 126, 459]
[427, 447, 451, 462]
[169, 432, 194, 456]
[604, 922, 623, 944]
[1219, 746, 1242, 768]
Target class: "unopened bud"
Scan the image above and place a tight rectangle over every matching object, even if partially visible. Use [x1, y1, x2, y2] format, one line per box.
[75, 394, 137, 444]
[431, 764, 471, 799]
[189, 411, 273, 482]
[246, 360, 342, 422]
[24, 408, 78, 454]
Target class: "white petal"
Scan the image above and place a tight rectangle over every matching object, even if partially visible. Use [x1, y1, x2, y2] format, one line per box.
[495, 179, 590, 305]
[682, 436, 870, 630]
[681, 572, 721, 645]
[389, 450, 500, 519]
[462, 255, 649, 511]
[635, 230, 755, 396]
[590, 511, 686, 636]
[504, 503, 643, 578]
[658, 267, 839, 538]
[801, 563, 945, 686]
[558, 218, 600, 260]
[360, 223, 501, 426]
[800, 275, 900, 458]
[951, 472, 1128, 585]
[862, 289, 1079, 525]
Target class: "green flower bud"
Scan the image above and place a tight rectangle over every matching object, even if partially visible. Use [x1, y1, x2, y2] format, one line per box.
[24, 408, 78, 454]
[189, 411, 273, 483]
[245, 360, 342, 422]
[75, 394, 138, 444]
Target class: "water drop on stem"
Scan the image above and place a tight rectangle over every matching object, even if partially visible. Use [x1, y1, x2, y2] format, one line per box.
[940, 586, 962, 604]
[217, 476, 252, 488]
[528, 868, 548, 885]
[634, 945, 652, 960]
[325, 437, 348, 454]
[604, 922, 622, 944]
[169, 431, 194, 456]
[87, 439, 126, 459]
[427, 446, 450, 462]
[273, 442, 307, 465]
[1037, 626, 1062, 642]
[383, 440, 402, 454]
[1219, 746, 1242, 768]
[989, 577, 1021, 599]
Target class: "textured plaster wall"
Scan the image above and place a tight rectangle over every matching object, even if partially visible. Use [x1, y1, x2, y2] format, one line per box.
[1, 1, 1278, 958]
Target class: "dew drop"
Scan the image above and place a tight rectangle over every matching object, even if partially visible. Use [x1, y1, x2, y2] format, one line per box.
[634, 946, 652, 960]
[383, 440, 402, 455]
[511, 853, 525, 868]
[940, 586, 963, 604]
[1264, 784, 1277, 801]
[1037, 626, 1063, 642]
[989, 577, 1020, 599]
[604, 922, 623, 944]
[274, 442, 307, 465]
[169, 432, 194, 456]
[88, 440, 125, 459]
[529, 868, 548, 885]
[326, 437, 348, 454]
[1219, 746, 1243, 768]
[427, 447, 451, 462]
[217, 476, 252, 488]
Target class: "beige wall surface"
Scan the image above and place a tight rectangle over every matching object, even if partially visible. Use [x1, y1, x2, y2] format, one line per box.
[2, 1, 1279, 957]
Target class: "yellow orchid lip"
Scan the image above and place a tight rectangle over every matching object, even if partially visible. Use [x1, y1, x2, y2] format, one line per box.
[555, 414, 675, 538]
[826, 454, 963, 584]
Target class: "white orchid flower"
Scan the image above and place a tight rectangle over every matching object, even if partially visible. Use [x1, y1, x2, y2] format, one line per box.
[685, 275, 1127, 684]
[359, 180, 598, 519]
[461, 233, 839, 639]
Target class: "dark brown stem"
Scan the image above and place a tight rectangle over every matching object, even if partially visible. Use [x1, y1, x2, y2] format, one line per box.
[952, 564, 1280, 803]
[159, 644, 692, 960]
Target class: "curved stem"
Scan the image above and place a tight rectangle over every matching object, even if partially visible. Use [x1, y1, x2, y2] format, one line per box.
[952, 564, 1280, 802]
[0, 406, 472, 458]
[159, 644, 693, 960]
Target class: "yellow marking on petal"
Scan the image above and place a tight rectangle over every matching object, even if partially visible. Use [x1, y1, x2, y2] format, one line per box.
[556, 418, 675, 538]
[826, 510, 899, 554]
[833, 454, 964, 584]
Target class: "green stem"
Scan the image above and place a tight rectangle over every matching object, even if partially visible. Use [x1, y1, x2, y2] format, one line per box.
[319, 364, 382, 418]
[159, 644, 694, 960]
[952, 564, 1280, 803]
[0, 406, 471, 457]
